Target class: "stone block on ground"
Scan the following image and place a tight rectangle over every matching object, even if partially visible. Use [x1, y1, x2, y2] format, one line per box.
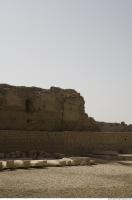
[30, 160, 47, 167]
[118, 161, 132, 166]
[14, 160, 30, 169]
[58, 160, 66, 166]
[70, 157, 91, 165]
[47, 159, 66, 167]
[14, 160, 24, 168]
[89, 159, 97, 165]
[22, 160, 30, 168]
[1, 161, 7, 169]
[6, 160, 14, 169]
[62, 158, 74, 166]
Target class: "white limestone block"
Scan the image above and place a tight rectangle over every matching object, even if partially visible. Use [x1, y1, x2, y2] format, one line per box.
[30, 160, 47, 167]
[14, 160, 30, 168]
[47, 159, 66, 167]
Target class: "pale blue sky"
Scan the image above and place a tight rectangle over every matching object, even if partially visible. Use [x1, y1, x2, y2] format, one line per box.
[0, 0, 131, 124]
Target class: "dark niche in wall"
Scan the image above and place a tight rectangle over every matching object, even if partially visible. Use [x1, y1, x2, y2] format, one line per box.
[25, 99, 34, 113]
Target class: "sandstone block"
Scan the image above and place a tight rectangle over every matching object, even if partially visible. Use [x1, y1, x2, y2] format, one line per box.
[70, 157, 90, 165]
[22, 160, 30, 168]
[1, 161, 7, 169]
[6, 160, 14, 169]
[47, 159, 66, 167]
[62, 158, 74, 166]
[30, 160, 47, 167]
[14, 160, 24, 168]
[13, 160, 30, 168]
[89, 159, 96, 165]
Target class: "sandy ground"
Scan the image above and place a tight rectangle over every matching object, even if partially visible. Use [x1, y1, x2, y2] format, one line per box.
[0, 162, 132, 198]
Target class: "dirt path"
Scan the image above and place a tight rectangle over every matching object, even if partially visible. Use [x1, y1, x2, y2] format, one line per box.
[0, 163, 132, 197]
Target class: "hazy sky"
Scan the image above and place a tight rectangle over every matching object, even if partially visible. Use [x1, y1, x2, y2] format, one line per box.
[0, 0, 131, 124]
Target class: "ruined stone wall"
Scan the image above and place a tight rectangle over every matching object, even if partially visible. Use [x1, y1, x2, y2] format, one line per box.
[0, 130, 132, 154]
[0, 84, 98, 131]
[98, 122, 132, 132]
[64, 131, 132, 155]
[0, 130, 64, 153]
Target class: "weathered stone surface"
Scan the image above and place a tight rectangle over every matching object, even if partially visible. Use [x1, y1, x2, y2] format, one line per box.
[7, 160, 30, 169]
[98, 121, 132, 132]
[89, 159, 96, 165]
[46, 159, 66, 167]
[30, 160, 47, 167]
[118, 161, 132, 166]
[0, 84, 98, 131]
[1, 161, 7, 169]
[6, 160, 14, 169]
[69, 157, 90, 165]
[62, 158, 74, 165]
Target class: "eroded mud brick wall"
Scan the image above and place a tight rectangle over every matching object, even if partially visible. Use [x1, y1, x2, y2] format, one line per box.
[98, 122, 132, 132]
[0, 84, 98, 131]
[64, 132, 132, 154]
[0, 130, 64, 153]
[0, 131, 132, 154]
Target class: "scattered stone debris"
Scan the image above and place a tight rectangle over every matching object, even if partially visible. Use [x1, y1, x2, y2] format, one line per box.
[0, 157, 97, 171]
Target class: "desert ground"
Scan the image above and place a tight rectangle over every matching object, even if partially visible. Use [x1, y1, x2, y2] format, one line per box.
[0, 162, 132, 198]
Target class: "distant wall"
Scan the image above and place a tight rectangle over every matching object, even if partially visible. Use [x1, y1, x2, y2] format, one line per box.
[64, 131, 132, 154]
[0, 131, 132, 154]
[98, 121, 132, 132]
[0, 131, 64, 153]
